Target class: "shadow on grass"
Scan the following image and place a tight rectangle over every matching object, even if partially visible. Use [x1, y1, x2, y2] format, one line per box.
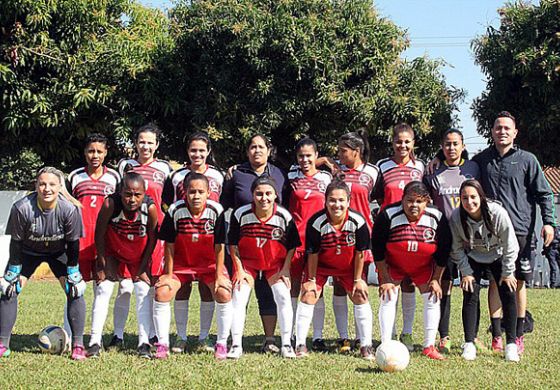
[355, 366, 385, 374]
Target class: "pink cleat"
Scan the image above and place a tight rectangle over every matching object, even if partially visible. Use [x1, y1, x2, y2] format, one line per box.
[214, 343, 227, 360]
[515, 336, 525, 355]
[71, 345, 86, 361]
[0, 343, 11, 357]
[154, 343, 170, 359]
[491, 336, 504, 353]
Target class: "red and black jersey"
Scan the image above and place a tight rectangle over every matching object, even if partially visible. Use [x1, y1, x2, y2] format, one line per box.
[159, 199, 226, 274]
[67, 166, 120, 262]
[105, 194, 154, 264]
[376, 158, 425, 209]
[287, 165, 332, 249]
[162, 164, 224, 207]
[306, 209, 370, 276]
[371, 203, 451, 269]
[339, 163, 380, 231]
[228, 203, 301, 271]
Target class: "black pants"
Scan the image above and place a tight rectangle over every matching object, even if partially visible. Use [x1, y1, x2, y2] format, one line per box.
[462, 257, 517, 344]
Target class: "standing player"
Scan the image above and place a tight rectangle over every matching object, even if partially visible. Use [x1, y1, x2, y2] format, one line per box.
[87, 172, 158, 358]
[154, 173, 232, 360]
[0, 167, 86, 360]
[227, 176, 300, 359]
[162, 132, 225, 353]
[423, 129, 479, 353]
[373, 181, 451, 360]
[376, 123, 425, 351]
[287, 138, 332, 351]
[294, 178, 374, 360]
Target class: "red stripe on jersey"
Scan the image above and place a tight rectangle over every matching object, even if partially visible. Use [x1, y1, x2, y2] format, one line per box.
[379, 161, 423, 208]
[106, 217, 148, 264]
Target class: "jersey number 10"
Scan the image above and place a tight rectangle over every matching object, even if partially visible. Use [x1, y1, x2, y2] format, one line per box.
[407, 241, 418, 252]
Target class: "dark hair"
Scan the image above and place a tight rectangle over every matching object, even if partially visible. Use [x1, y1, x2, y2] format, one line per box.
[122, 172, 145, 190]
[441, 128, 464, 143]
[339, 129, 370, 163]
[84, 133, 108, 148]
[325, 174, 351, 199]
[247, 134, 276, 161]
[459, 179, 495, 241]
[187, 131, 218, 166]
[402, 181, 430, 201]
[495, 111, 516, 126]
[183, 172, 209, 191]
[250, 175, 279, 196]
[295, 137, 317, 153]
[392, 123, 416, 162]
[133, 123, 161, 142]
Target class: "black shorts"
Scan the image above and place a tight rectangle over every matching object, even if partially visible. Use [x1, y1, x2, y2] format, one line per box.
[21, 252, 68, 279]
[254, 272, 277, 316]
[515, 234, 533, 282]
[441, 261, 458, 282]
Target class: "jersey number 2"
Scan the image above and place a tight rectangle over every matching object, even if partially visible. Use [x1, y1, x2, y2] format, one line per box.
[90, 195, 97, 208]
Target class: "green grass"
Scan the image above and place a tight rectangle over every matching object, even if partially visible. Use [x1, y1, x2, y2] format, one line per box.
[1, 281, 559, 389]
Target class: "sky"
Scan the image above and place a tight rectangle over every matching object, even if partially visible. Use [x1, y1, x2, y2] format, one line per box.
[138, 0, 536, 154]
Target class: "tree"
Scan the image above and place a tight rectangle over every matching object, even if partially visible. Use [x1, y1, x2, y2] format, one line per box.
[472, 0, 560, 166]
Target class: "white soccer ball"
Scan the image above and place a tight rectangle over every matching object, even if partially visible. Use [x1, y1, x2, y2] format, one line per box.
[375, 340, 410, 372]
[37, 325, 70, 354]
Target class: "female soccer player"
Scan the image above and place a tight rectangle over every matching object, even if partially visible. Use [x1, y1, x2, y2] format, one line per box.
[376, 123, 425, 351]
[373, 181, 450, 360]
[423, 129, 480, 353]
[449, 180, 519, 362]
[0, 167, 86, 360]
[221, 134, 287, 354]
[227, 176, 300, 359]
[154, 173, 232, 360]
[287, 138, 332, 351]
[162, 132, 225, 353]
[87, 172, 158, 358]
[294, 178, 374, 360]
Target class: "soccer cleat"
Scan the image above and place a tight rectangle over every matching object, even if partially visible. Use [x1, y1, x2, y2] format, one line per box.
[71, 345, 87, 361]
[214, 343, 228, 360]
[353, 338, 361, 352]
[505, 343, 520, 362]
[311, 338, 328, 352]
[137, 343, 152, 359]
[295, 344, 309, 358]
[515, 336, 525, 355]
[438, 336, 452, 354]
[0, 343, 11, 358]
[196, 338, 215, 353]
[149, 336, 159, 346]
[261, 339, 280, 354]
[281, 344, 296, 358]
[336, 338, 352, 354]
[360, 345, 375, 361]
[86, 343, 102, 358]
[491, 336, 504, 353]
[399, 333, 414, 352]
[226, 345, 243, 359]
[461, 342, 477, 361]
[154, 343, 170, 359]
[171, 339, 188, 354]
[107, 335, 124, 350]
[422, 345, 445, 360]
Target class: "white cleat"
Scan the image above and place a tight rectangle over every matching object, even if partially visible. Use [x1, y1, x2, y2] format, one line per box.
[461, 342, 477, 361]
[226, 345, 243, 359]
[281, 345, 296, 358]
[505, 343, 520, 362]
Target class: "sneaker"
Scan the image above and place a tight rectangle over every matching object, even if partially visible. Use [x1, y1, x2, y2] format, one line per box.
[295, 344, 309, 358]
[71, 345, 87, 361]
[438, 336, 451, 354]
[353, 338, 361, 351]
[196, 338, 215, 353]
[505, 343, 520, 362]
[154, 343, 169, 360]
[336, 338, 352, 354]
[474, 337, 486, 352]
[261, 339, 280, 354]
[0, 343, 11, 358]
[491, 336, 504, 353]
[137, 343, 152, 359]
[311, 338, 328, 352]
[171, 339, 188, 354]
[461, 342, 477, 361]
[422, 345, 445, 360]
[399, 333, 414, 352]
[149, 336, 158, 345]
[107, 335, 124, 351]
[360, 345, 375, 361]
[281, 344, 296, 358]
[227, 345, 243, 359]
[86, 343, 102, 358]
[515, 336, 525, 355]
[214, 343, 227, 360]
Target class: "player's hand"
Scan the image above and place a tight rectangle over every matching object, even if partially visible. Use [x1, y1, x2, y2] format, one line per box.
[379, 282, 397, 301]
[499, 275, 517, 292]
[302, 279, 318, 299]
[215, 273, 232, 294]
[271, 267, 291, 289]
[65, 266, 86, 298]
[426, 157, 441, 175]
[154, 274, 174, 290]
[316, 156, 341, 174]
[428, 279, 442, 301]
[460, 275, 476, 293]
[225, 165, 238, 180]
[352, 279, 369, 300]
[232, 269, 250, 290]
[136, 272, 151, 286]
[95, 256, 106, 283]
[542, 224, 555, 247]
[0, 264, 22, 298]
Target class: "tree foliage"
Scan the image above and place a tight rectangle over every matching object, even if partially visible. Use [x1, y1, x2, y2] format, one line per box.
[472, 0, 560, 166]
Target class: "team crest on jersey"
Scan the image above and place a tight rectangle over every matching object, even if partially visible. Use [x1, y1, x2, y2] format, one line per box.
[359, 174, 372, 186]
[139, 225, 147, 237]
[153, 171, 166, 184]
[204, 220, 215, 233]
[423, 228, 436, 242]
[346, 233, 356, 246]
[317, 181, 327, 193]
[410, 170, 422, 181]
[104, 185, 116, 196]
[271, 227, 284, 240]
[209, 180, 220, 193]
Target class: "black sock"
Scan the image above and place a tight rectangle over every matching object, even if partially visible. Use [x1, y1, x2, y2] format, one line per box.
[491, 317, 502, 338]
[0, 294, 18, 348]
[67, 295, 86, 346]
[516, 317, 525, 338]
[438, 294, 451, 338]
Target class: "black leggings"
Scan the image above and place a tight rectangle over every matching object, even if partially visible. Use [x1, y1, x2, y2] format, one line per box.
[462, 257, 517, 344]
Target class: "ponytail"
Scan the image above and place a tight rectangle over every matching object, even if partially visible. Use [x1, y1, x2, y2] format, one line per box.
[339, 130, 370, 163]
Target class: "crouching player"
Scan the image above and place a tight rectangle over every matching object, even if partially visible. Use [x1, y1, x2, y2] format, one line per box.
[153, 173, 232, 360]
[373, 181, 451, 360]
[87, 172, 158, 358]
[0, 167, 86, 360]
[294, 178, 374, 360]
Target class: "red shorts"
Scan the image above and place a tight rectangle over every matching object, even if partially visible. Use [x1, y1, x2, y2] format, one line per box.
[387, 261, 434, 286]
[290, 249, 306, 279]
[119, 261, 142, 279]
[172, 269, 230, 286]
[150, 240, 165, 277]
[304, 271, 355, 294]
[79, 258, 95, 282]
[244, 264, 282, 281]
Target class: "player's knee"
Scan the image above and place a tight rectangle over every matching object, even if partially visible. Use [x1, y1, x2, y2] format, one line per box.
[118, 278, 134, 296]
[300, 290, 319, 305]
[154, 286, 174, 303]
[214, 288, 231, 304]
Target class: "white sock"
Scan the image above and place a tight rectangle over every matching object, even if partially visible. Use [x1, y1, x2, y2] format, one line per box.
[148, 286, 156, 339]
[333, 295, 349, 339]
[230, 283, 251, 348]
[174, 300, 189, 341]
[134, 281, 152, 346]
[312, 296, 325, 340]
[401, 291, 416, 335]
[422, 292, 440, 348]
[215, 301, 234, 345]
[379, 289, 399, 342]
[354, 303, 373, 347]
[153, 300, 171, 346]
[113, 279, 133, 339]
[291, 297, 298, 334]
[295, 302, 315, 346]
[271, 282, 293, 346]
[89, 280, 114, 346]
[199, 301, 215, 341]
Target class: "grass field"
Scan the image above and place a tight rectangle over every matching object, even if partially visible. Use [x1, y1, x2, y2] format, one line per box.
[1, 280, 558, 389]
